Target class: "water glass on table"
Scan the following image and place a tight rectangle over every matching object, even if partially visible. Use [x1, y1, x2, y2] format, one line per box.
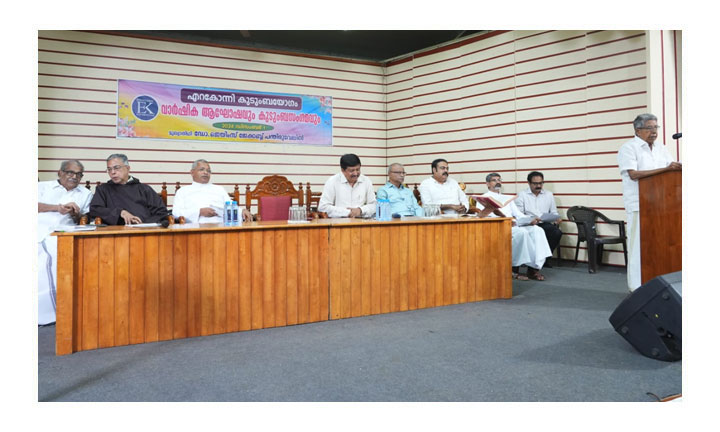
[288, 206, 307, 222]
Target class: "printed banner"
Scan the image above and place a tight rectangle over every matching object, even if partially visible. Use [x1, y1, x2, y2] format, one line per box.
[117, 80, 332, 145]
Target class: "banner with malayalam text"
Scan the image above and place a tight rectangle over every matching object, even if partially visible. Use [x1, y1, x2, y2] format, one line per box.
[117, 80, 332, 145]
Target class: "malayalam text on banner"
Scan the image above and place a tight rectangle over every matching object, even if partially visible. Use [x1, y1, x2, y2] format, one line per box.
[117, 80, 332, 146]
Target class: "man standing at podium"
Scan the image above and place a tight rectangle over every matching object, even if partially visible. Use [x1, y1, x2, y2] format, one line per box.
[617, 113, 682, 291]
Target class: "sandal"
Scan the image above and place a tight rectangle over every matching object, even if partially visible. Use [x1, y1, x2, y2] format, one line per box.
[527, 268, 545, 281]
[512, 272, 529, 281]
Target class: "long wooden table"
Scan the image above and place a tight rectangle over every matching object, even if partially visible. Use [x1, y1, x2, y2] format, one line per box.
[54, 216, 512, 355]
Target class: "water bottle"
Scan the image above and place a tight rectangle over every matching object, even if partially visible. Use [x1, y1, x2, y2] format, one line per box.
[223, 201, 232, 226]
[383, 200, 391, 221]
[377, 199, 390, 221]
[231, 201, 240, 225]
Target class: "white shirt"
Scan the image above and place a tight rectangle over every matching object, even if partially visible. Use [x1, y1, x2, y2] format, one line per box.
[515, 188, 559, 218]
[318, 172, 376, 218]
[418, 176, 469, 214]
[172, 181, 229, 223]
[479, 191, 533, 226]
[37, 180, 93, 242]
[618, 135, 674, 212]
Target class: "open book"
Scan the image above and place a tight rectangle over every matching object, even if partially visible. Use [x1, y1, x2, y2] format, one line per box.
[472, 194, 517, 210]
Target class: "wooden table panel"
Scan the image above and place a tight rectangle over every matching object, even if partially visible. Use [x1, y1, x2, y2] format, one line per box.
[225, 232, 239, 333]
[114, 236, 130, 346]
[212, 232, 227, 334]
[172, 233, 188, 339]
[98, 236, 115, 348]
[81, 237, 99, 351]
[186, 234, 201, 337]
[274, 230, 288, 327]
[144, 235, 160, 343]
[237, 231, 251, 332]
[285, 229, 299, 326]
[53, 217, 511, 355]
[158, 234, 174, 342]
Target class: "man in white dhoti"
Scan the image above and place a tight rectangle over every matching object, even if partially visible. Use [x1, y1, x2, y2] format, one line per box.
[37, 160, 93, 324]
[172, 159, 252, 223]
[477, 173, 552, 281]
[617, 113, 682, 291]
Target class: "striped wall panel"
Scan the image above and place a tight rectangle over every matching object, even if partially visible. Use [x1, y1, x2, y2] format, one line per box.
[39, 30, 682, 267]
[38, 30, 389, 208]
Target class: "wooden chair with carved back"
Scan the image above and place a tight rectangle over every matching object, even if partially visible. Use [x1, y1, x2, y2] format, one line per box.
[305, 182, 327, 219]
[246, 175, 305, 221]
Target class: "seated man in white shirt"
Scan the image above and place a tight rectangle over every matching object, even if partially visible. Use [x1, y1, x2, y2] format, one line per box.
[172, 159, 252, 223]
[37, 160, 93, 325]
[478, 172, 552, 281]
[318, 153, 376, 218]
[418, 158, 469, 214]
[515, 171, 562, 267]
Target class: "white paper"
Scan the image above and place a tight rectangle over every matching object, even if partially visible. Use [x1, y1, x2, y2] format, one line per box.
[540, 212, 560, 223]
[54, 225, 96, 232]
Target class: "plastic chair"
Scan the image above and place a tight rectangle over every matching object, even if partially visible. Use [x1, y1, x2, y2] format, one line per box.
[566, 206, 628, 273]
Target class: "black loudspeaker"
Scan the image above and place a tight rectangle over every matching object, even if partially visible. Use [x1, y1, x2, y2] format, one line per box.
[609, 271, 682, 361]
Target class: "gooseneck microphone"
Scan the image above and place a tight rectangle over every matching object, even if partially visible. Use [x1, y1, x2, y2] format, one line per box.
[672, 132, 682, 140]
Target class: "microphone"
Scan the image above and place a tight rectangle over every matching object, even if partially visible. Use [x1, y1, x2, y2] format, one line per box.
[672, 132, 682, 140]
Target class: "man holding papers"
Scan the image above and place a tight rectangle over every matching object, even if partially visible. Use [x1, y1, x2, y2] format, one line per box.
[475, 173, 551, 281]
[515, 171, 562, 265]
[172, 159, 252, 223]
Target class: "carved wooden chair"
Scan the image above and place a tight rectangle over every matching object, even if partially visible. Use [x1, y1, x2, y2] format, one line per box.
[566, 206, 627, 273]
[246, 175, 305, 221]
[305, 183, 327, 219]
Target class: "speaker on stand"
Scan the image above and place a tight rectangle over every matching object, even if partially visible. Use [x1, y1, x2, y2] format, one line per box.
[609, 271, 682, 361]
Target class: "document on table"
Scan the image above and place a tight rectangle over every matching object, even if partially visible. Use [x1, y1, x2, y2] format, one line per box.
[127, 223, 161, 228]
[54, 225, 97, 232]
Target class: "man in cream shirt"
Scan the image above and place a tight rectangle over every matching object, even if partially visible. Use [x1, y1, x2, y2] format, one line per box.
[38, 160, 93, 324]
[319, 153, 376, 218]
[172, 159, 252, 223]
[418, 158, 468, 214]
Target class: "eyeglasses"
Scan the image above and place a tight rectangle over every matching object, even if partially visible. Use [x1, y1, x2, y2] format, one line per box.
[390, 171, 406, 175]
[638, 126, 661, 131]
[62, 170, 84, 178]
[107, 165, 127, 173]
[530, 181, 544, 186]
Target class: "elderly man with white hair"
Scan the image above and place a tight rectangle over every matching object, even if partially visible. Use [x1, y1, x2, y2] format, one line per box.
[37, 160, 93, 324]
[617, 113, 682, 291]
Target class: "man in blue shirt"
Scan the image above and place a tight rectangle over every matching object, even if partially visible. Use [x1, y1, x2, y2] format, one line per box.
[376, 163, 424, 217]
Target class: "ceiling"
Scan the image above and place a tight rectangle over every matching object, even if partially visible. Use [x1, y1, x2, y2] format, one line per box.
[120, 30, 486, 62]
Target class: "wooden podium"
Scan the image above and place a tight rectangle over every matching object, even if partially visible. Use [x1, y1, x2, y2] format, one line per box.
[638, 170, 682, 284]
